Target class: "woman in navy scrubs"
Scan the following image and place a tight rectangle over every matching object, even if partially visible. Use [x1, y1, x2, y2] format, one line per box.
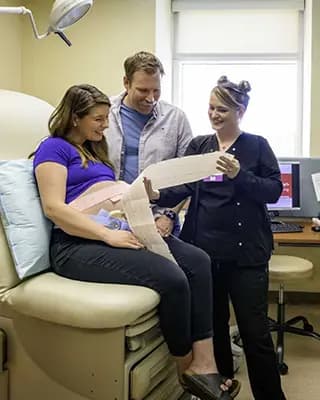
[145, 76, 286, 400]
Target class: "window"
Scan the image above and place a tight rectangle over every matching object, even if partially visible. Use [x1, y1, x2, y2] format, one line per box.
[171, 1, 305, 157]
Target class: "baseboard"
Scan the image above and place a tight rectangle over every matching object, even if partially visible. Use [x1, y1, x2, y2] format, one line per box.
[269, 291, 320, 304]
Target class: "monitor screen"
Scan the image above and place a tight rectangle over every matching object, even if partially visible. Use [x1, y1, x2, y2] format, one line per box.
[267, 162, 300, 211]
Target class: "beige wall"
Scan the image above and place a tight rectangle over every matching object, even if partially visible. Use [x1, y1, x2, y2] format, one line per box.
[0, 0, 23, 91]
[0, 0, 155, 106]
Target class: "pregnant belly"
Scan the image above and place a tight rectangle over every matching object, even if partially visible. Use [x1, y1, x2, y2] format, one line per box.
[68, 180, 130, 215]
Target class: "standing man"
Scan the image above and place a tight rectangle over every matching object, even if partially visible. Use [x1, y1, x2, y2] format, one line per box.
[106, 51, 193, 236]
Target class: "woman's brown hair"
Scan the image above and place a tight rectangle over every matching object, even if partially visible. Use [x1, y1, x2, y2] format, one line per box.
[48, 84, 112, 168]
[212, 76, 251, 110]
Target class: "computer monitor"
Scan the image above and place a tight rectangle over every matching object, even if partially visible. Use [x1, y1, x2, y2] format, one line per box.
[267, 161, 300, 211]
[277, 157, 320, 217]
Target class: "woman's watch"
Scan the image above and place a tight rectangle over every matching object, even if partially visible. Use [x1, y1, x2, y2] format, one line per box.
[163, 209, 177, 221]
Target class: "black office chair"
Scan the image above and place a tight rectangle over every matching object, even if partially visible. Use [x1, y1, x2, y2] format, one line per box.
[268, 255, 320, 375]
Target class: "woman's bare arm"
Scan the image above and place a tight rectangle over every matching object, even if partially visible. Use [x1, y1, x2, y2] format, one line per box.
[35, 162, 144, 249]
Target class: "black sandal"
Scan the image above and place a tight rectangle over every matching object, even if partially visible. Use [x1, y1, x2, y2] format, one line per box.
[220, 377, 241, 398]
[227, 379, 241, 398]
[182, 371, 232, 400]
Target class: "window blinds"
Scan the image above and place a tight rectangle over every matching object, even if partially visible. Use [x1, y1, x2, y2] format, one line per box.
[174, 9, 301, 54]
[172, 0, 304, 12]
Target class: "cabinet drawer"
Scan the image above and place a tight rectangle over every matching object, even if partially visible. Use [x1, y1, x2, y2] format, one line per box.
[144, 364, 182, 400]
[130, 342, 174, 400]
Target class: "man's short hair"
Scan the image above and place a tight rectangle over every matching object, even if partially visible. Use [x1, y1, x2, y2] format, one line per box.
[124, 51, 165, 81]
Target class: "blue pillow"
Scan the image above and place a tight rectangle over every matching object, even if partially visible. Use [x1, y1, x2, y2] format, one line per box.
[0, 159, 52, 279]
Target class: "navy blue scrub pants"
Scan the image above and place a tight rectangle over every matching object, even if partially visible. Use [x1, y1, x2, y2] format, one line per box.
[211, 260, 286, 400]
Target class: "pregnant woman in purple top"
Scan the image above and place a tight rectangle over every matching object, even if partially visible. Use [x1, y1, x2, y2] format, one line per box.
[32, 84, 239, 400]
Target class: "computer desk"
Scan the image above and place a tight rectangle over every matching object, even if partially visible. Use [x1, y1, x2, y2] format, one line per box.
[273, 220, 320, 246]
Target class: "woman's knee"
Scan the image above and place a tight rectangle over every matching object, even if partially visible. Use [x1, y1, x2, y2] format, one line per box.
[168, 237, 211, 268]
[165, 267, 190, 295]
[194, 247, 212, 272]
[188, 247, 212, 286]
[187, 242, 210, 262]
[179, 242, 212, 278]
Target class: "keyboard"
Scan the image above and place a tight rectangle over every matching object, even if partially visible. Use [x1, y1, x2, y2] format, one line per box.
[270, 222, 303, 233]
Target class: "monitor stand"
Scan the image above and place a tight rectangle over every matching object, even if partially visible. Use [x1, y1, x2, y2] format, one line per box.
[268, 210, 283, 224]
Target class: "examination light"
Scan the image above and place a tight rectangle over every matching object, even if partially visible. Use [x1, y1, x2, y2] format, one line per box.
[0, 0, 93, 46]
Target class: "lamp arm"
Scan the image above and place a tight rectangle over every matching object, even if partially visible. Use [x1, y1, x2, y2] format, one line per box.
[0, 6, 49, 40]
[0, 6, 28, 14]
[24, 9, 49, 40]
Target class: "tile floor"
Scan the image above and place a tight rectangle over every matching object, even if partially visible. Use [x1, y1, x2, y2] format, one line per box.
[181, 303, 320, 400]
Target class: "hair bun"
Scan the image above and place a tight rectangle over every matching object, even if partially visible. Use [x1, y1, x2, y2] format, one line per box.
[217, 75, 229, 85]
[238, 80, 251, 94]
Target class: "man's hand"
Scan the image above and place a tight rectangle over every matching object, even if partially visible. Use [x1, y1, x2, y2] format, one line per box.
[155, 215, 174, 237]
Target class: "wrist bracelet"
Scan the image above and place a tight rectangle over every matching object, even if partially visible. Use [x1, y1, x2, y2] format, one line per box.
[163, 209, 177, 221]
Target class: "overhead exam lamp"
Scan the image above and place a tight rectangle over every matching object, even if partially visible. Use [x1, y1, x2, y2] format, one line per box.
[0, 0, 93, 46]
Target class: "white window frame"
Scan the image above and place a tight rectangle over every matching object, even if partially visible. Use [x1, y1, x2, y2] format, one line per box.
[155, 0, 311, 157]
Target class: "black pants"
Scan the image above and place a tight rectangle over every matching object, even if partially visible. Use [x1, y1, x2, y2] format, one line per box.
[50, 229, 213, 357]
[211, 261, 286, 400]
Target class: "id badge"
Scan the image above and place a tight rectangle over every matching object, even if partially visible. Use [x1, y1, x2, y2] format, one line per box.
[203, 174, 224, 183]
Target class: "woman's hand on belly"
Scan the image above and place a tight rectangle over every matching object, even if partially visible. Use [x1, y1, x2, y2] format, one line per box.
[103, 229, 145, 250]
